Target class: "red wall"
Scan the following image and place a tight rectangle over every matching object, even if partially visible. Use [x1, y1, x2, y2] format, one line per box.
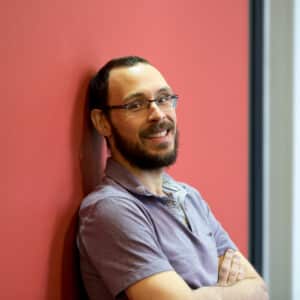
[0, 1, 248, 299]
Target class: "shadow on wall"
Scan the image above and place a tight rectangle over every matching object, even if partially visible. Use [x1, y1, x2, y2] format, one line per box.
[47, 71, 105, 300]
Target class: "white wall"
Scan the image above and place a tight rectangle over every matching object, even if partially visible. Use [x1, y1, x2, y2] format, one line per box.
[292, 1, 300, 298]
[263, 0, 299, 299]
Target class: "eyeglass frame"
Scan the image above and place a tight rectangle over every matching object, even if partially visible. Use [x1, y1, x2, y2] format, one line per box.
[99, 94, 179, 112]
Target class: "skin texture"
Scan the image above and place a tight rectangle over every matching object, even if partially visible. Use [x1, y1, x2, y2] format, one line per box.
[126, 250, 268, 300]
[218, 249, 246, 286]
[91, 63, 177, 195]
[91, 62, 269, 300]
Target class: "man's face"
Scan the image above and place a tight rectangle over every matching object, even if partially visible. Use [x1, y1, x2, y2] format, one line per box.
[106, 63, 178, 170]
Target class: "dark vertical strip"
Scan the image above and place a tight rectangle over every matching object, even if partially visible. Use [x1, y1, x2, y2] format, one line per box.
[249, 0, 264, 274]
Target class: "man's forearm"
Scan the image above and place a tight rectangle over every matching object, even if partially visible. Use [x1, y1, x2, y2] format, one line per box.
[192, 278, 268, 300]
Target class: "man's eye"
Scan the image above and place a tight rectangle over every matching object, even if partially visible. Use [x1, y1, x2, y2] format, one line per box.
[126, 100, 145, 111]
[157, 95, 170, 104]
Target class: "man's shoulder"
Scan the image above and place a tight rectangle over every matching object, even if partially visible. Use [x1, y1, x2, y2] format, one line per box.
[78, 179, 155, 244]
[79, 177, 145, 221]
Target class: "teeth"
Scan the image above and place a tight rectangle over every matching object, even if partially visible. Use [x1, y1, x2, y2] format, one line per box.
[147, 130, 167, 138]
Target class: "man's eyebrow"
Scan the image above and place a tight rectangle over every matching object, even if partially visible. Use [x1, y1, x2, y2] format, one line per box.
[123, 87, 173, 102]
[156, 87, 173, 94]
[123, 92, 145, 102]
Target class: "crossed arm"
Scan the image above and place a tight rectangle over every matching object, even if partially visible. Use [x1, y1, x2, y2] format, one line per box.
[126, 249, 269, 300]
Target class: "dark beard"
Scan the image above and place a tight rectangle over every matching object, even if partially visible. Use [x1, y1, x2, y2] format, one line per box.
[109, 121, 178, 170]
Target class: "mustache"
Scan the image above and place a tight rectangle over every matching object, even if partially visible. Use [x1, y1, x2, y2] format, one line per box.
[140, 121, 175, 137]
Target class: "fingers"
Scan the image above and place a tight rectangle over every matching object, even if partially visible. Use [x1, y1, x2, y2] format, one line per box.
[218, 249, 234, 286]
[218, 249, 245, 286]
[237, 267, 245, 281]
[227, 255, 241, 285]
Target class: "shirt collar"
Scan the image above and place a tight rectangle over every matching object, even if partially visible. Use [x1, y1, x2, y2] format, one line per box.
[105, 158, 186, 199]
[105, 158, 152, 196]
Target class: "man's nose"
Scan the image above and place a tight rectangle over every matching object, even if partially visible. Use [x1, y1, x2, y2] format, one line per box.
[147, 102, 166, 121]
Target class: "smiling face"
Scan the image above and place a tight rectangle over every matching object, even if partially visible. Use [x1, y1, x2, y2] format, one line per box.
[105, 62, 178, 170]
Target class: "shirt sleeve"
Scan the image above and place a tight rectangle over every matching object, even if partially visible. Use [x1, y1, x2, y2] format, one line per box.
[79, 197, 173, 298]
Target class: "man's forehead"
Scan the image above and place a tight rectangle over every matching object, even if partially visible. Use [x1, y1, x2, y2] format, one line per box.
[108, 63, 169, 100]
[110, 63, 165, 82]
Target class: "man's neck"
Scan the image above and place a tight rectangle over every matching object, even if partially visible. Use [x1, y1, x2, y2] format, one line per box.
[111, 154, 165, 197]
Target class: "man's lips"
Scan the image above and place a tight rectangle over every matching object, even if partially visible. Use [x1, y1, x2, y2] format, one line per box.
[146, 130, 168, 138]
[140, 121, 174, 139]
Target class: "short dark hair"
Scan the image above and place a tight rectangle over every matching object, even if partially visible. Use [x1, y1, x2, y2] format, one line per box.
[88, 56, 150, 111]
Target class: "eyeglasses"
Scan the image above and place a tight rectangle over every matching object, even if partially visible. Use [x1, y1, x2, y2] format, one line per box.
[101, 94, 178, 113]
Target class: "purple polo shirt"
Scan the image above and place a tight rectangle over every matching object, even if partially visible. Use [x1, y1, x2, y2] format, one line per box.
[77, 158, 236, 300]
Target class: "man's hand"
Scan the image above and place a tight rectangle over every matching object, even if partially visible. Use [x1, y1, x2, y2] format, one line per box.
[126, 250, 269, 300]
[218, 249, 245, 286]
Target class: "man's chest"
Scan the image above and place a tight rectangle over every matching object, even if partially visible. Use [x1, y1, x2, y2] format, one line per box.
[144, 202, 219, 288]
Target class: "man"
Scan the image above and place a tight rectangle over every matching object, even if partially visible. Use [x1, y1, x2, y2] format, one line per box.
[77, 56, 268, 300]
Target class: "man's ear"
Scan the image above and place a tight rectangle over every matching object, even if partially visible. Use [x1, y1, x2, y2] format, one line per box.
[90, 109, 112, 137]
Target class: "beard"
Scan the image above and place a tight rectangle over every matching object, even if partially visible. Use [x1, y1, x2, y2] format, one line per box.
[109, 120, 178, 170]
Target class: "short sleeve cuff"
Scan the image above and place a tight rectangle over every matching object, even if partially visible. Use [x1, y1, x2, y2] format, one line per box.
[111, 259, 174, 297]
